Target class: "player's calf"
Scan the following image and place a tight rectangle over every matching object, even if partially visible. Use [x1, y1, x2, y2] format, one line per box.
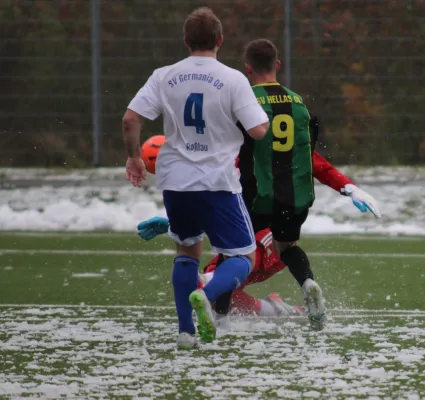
[278, 244, 314, 287]
[276, 241, 327, 330]
[202, 255, 252, 303]
[210, 254, 232, 317]
[172, 256, 199, 336]
[213, 251, 255, 318]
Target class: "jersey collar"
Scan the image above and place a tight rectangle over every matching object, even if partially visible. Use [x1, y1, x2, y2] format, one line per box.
[251, 82, 280, 88]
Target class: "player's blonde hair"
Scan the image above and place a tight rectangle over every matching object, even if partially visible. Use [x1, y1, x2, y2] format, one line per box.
[183, 7, 222, 51]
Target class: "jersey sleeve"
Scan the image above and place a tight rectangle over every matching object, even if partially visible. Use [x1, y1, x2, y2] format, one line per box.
[312, 151, 354, 194]
[127, 70, 162, 120]
[231, 73, 269, 130]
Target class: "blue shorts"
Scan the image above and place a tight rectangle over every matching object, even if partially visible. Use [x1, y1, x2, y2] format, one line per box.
[163, 190, 256, 256]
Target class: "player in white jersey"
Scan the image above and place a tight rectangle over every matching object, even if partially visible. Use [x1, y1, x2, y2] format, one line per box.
[122, 7, 269, 349]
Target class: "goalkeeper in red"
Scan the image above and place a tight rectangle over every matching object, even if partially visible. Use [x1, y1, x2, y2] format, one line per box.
[138, 151, 381, 317]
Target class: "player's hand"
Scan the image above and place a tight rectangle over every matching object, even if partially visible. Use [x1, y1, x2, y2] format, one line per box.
[137, 217, 169, 240]
[343, 184, 382, 219]
[126, 156, 147, 187]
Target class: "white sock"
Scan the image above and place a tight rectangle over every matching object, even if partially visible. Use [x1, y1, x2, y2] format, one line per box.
[259, 299, 279, 316]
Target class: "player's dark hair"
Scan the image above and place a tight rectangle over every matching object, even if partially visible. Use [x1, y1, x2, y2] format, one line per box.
[244, 39, 278, 73]
[184, 7, 222, 51]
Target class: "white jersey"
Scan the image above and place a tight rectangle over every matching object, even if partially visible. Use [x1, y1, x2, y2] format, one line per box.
[128, 56, 268, 193]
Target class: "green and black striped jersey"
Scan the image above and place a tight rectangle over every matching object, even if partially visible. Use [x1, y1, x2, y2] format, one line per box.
[239, 82, 315, 214]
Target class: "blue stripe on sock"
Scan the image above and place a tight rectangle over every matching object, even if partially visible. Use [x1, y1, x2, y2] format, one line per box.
[174, 256, 199, 264]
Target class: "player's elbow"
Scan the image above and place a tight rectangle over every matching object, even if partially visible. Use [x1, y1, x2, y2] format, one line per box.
[247, 121, 270, 140]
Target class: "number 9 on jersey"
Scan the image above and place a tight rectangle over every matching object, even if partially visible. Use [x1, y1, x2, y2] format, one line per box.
[272, 114, 294, 152]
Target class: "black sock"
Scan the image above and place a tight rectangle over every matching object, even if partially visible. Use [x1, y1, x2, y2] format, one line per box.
[280, 246, 314, 287]
[215, 291, 233, 315]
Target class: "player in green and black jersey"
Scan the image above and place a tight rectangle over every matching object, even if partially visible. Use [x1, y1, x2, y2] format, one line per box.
[238, 39, 326, 329]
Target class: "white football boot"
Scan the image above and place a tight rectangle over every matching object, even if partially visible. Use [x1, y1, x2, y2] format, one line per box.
[177, 332, 198, 350]
[302, 278, 327, 331]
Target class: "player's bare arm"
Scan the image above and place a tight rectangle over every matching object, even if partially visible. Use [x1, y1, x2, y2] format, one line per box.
[124, 64, 163, 188]
[122, 109, 148, 186]
[122, 109, 143, 158]
[246, 121, 269, 140]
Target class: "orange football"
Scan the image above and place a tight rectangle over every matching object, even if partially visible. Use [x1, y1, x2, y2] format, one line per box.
[140, 135, 166, 174]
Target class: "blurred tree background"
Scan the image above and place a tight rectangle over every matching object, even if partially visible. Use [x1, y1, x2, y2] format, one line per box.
[0, 0, 424, 167]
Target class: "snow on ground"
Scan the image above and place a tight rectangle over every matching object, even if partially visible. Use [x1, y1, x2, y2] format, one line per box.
[0, 167, 424, 235]
[0, 306, 424, 399]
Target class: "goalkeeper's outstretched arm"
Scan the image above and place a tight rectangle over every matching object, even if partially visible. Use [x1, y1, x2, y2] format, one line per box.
[313, 151, 382, 218]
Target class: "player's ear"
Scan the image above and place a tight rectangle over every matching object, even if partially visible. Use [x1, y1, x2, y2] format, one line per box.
[276, 59, 281, 72]
[245, 63, 253, 75]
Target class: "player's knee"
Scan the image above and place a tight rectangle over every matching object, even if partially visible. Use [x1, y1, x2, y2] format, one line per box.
[176, 242, 203, 259]
[273, 240, 296, 256]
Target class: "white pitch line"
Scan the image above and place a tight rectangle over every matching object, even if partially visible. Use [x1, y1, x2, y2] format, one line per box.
[300, 252, 425, 258]
[313, 235, 425, 241]
[0, 303, 176, 310]
[0, 249, 177, 256]
[0, 303, 424, 315]
[1, 248, 425, 258]
[1, 232, 424, 241]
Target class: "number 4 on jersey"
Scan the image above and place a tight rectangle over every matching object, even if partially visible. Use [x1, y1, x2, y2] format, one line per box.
[184, 93, 206, 134]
